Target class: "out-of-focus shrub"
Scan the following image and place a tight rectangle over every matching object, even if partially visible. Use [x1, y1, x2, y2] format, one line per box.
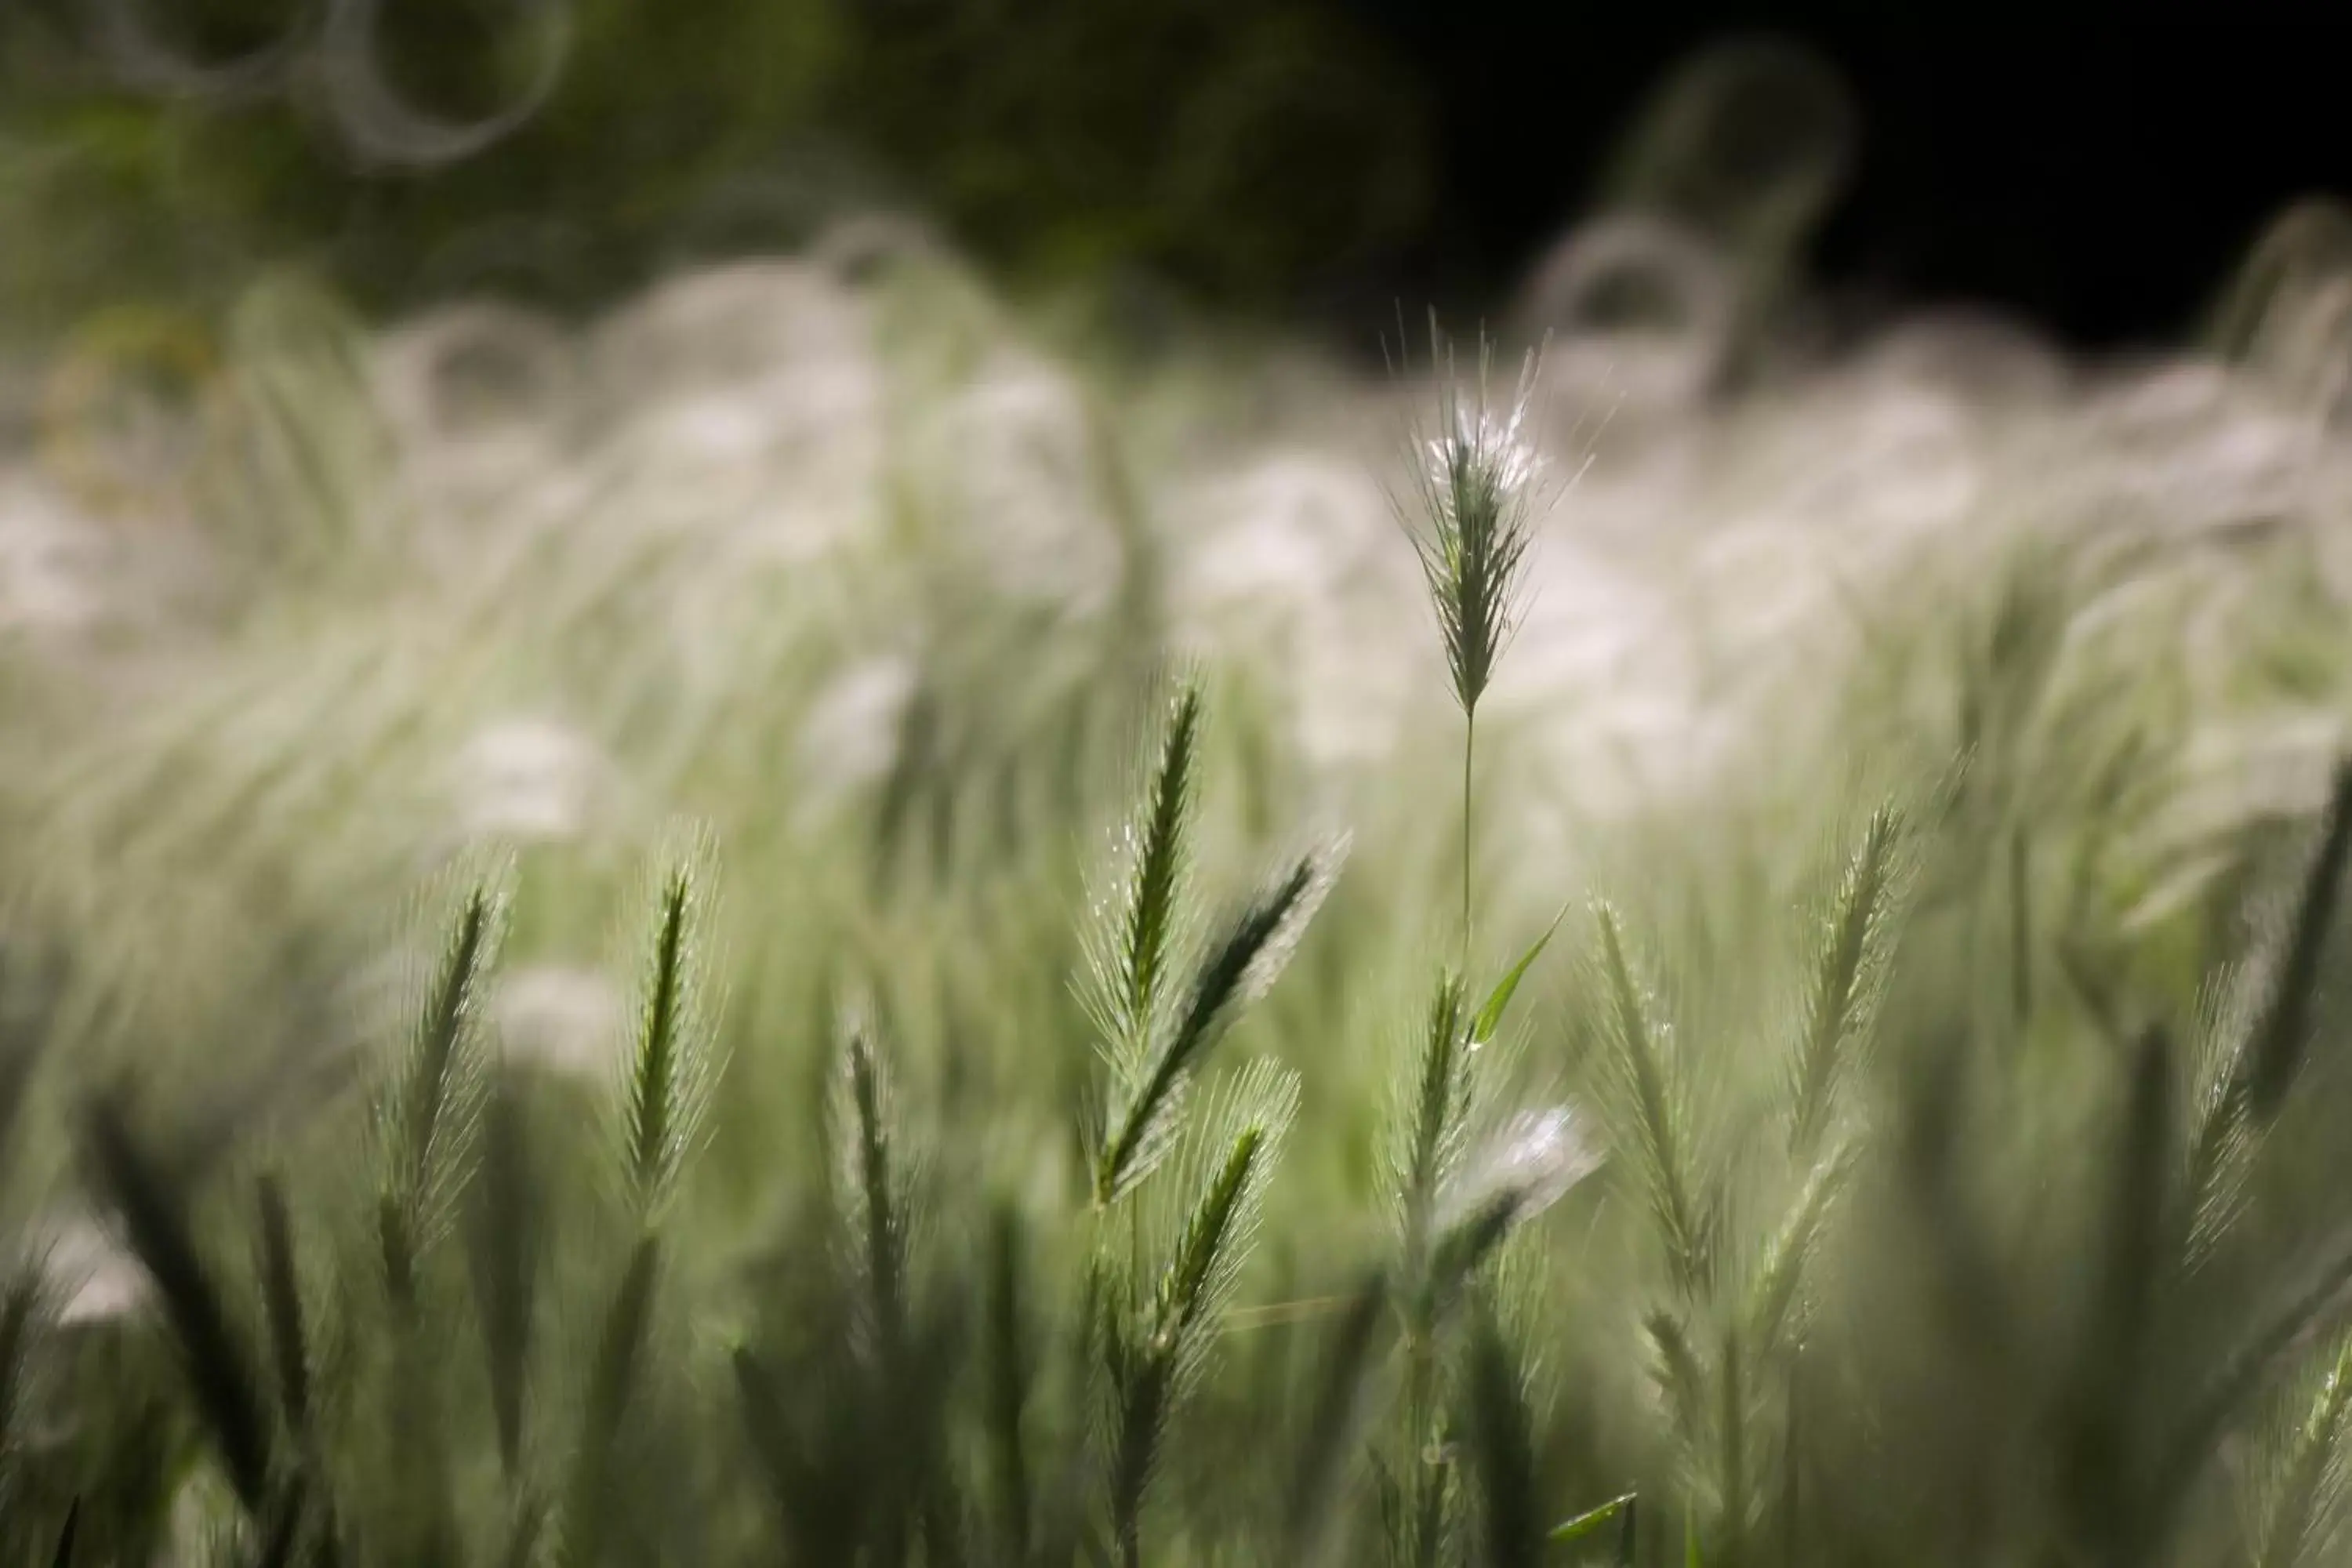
[0, 0, 1431, 335]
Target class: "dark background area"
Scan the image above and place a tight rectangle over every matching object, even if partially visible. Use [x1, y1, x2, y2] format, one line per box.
[5, 1, 2348, 358]
[1346, 3, 2352, 350]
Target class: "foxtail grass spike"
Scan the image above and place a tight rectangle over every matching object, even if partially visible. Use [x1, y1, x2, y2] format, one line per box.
[396, 878, 499, 1203]
[1648, 1311, 1708, 1450]
[1152, 1127, 1267, 1370]
[1595, 906, 1710, 1301]
[1112, 1083, 1294, 1567]
[1121, 683, 1200, 1048]
[1399, 320, 1548, 721]
[1396, 972, 1474, 1249]
[1167, 855, 1319, 1065]
[2185, 1003, 2256, 1267]
[1096, 851, 1320, 1205]
[2256, 1334, 2352, 1568]
[837, 1027, 906, 1350]
[1396, 322, 1549, 959]
[1076, 678, 1200, 1085]
[377, 874, 506, 1308]
[1788, 805, 1907, 1162]
[612, 834, 724, 1226]
[1744, 1141, 1853, 1354]
[82, 1095, 273, 1514]
[625, 865, 695, 1216]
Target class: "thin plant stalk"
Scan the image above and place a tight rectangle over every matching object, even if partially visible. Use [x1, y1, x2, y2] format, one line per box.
[1461, 706, 1475, 967]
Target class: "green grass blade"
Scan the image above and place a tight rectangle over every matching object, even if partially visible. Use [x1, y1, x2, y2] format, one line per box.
[563, 1233, 662, 1568]
[1551, 1494, 1637, 1547]
[1472, 907, 1566, 1045]
[1461, 1301, 1541, 1568]
[81, 1095, 273, 1515]
[470, 1069, 542, 1482]
[252, 1174, 310, 1439]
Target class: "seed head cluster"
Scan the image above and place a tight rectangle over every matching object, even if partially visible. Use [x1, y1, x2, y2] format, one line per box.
[1402, 332, 1550, 719]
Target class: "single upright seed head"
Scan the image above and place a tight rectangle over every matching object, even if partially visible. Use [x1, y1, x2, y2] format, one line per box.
[1398, 320, 1551, 718]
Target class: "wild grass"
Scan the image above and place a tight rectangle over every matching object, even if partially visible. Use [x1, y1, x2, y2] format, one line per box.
[5, 140, 2352, 1563]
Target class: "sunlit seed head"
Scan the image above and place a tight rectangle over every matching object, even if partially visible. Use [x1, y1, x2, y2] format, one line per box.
[1438, 1103, 1603, 1232]
[1425, 398, 1546, 517]
[1400, 327, 1554, 717]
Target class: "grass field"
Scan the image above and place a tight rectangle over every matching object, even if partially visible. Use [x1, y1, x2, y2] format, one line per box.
[2, 181, 2352, 1564]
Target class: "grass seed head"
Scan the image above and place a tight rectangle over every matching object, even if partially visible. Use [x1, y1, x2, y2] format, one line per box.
[1399, 319, 1552, 719]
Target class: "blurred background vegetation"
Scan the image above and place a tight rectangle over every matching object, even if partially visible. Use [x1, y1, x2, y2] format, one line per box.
[5, 5, 2352, 1563]
[0, 0, 1437, 336]
[6, 2, 2347, 353]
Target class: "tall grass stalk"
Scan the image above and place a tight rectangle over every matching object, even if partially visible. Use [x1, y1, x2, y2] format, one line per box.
[1396, 318, 1547, 966]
